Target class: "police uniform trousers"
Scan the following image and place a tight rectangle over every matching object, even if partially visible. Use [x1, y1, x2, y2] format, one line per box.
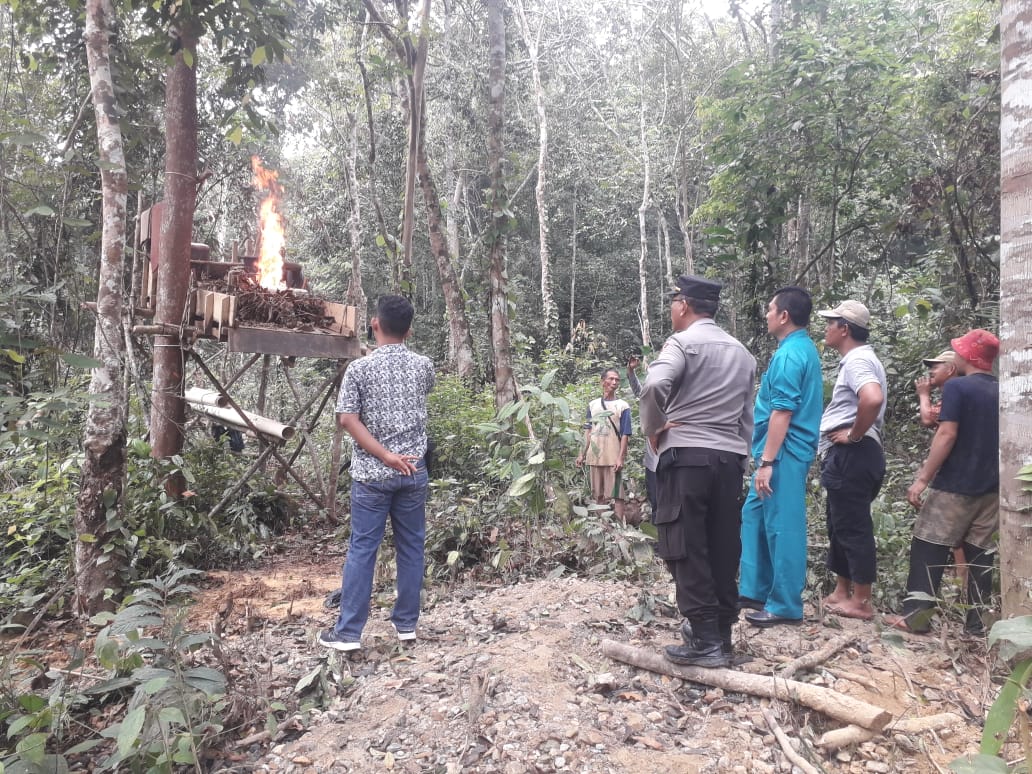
[655, 447, 745, 625]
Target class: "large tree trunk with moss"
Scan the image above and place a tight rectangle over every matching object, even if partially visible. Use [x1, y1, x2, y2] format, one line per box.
[149, 27, 198, 497]
[486, 0, 515, 408]
[999, 0, 1032, 618]
[77, 0, 129, 614]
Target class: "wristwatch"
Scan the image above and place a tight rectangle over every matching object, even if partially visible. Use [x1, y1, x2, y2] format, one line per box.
[759, 458, 775, 468]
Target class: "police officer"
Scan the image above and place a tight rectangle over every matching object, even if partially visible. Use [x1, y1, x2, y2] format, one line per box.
[639, 276, 756, 668]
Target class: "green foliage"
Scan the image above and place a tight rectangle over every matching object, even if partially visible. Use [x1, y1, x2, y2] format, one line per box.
[0, 568, 227, 773]
[476, 370, 581, 538]
[418, 362, 660, 591]
[0, 433, 299, 628]
[945, 617, 1032, 771]
[426, 376, 495, 480]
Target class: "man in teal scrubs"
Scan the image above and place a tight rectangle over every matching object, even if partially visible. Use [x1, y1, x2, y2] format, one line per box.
[739, 287, 823, 627]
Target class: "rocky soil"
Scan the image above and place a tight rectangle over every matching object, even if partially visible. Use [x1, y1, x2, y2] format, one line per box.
[191, 541, 997, 774]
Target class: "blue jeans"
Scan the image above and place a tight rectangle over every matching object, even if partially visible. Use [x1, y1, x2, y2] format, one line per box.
[333, 465, 428, 640]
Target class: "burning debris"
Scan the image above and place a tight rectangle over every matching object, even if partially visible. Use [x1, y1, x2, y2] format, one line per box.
[200, 271, 333, 332]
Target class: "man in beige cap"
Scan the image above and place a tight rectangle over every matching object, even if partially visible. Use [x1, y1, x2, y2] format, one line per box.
[816, 300, 887, 620]
[914, 348, 965, 581]
[916, 350, 958, 428]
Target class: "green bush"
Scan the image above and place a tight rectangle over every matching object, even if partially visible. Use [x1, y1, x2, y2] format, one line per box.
[0, 569, 228, 773]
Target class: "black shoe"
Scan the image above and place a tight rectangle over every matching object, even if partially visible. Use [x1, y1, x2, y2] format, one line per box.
[318, 629, 360, 652]
[665, 641, 730, 668]
[745, 609, 803, 628]
[738, 596, 764, 611]
[323, 588, 342, 609]
[681, 619, 733, 657]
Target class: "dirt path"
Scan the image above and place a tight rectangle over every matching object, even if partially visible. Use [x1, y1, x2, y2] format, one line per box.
[194, 549, 993, 774]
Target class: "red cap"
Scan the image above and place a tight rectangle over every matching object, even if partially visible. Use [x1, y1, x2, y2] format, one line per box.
[951, 329, 999, 371]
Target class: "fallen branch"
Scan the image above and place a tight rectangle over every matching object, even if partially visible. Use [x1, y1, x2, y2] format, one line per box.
[235, 716, 300, 749]
[762, 707, 822, 774]
[816, 712, 964, 751]
[602, 639, 891, 731]
[826, 667, 881, 693]
[779, 634, 856, 680]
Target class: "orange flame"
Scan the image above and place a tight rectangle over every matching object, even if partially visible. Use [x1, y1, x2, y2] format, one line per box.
[251, 155, 286, 291]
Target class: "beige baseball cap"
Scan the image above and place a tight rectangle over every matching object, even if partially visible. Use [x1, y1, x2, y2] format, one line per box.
[816, 300, 870, 330]
[921, 350, 956, 368]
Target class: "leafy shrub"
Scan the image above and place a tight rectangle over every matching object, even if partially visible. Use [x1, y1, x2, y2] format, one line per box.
[426, 376, 495, 480]
[0, 568, 227, 773]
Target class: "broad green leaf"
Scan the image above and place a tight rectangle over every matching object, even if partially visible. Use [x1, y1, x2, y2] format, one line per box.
[140, 676, 170, 695]
[948, 753, 1009, 773]
[506, 472, 536, 498]
[183, 49, 194, 67]
[117, 707, 145, 758]
[989, 616, 1032, 662]
[251, 46, 267, 66]
[24, 205, 56, 218]
[980, 657, 1032, 756]
[15, 733, 48, 764]
[294, 665, 322, 694]
[182, 666, 226, 696]
[227, 125, 243, 145]
[158, 706, 186, 727]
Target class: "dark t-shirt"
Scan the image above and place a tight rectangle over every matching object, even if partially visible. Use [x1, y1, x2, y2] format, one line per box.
[932, 373, 998, 496]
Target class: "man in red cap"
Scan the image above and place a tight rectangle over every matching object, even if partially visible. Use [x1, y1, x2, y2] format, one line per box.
[889, 328, 1000, 634]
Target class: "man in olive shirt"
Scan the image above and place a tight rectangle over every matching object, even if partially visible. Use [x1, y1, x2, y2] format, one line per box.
[639, 275, 756, 668]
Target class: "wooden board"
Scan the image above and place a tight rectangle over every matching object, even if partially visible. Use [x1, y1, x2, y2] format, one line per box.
[322, 302, 357, 336]
[228, 326, 361, 359]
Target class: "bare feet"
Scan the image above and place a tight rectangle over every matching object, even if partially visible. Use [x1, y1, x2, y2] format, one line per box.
[827, 599, 874, 620]
[822, 591, 850, 609]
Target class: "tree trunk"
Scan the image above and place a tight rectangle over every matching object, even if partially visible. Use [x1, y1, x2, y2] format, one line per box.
[514, 0, 558, 350]
[486, 0, 515, 409]
[636, 51, 652, 349]
[999, 0, 1032, 618]
[416, 115, 476, 378]
[343, 110, 367, 335]
[569, 191, 577, 339]
[399, 1, 429, 285]
[77, 0, 128, 615]
[149, 25, 198, 498]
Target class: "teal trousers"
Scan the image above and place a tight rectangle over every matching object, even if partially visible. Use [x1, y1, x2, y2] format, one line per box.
[738, 454, 811, 619]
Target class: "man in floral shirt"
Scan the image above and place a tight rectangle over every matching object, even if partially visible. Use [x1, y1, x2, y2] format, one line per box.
[320, 295, 435, 652]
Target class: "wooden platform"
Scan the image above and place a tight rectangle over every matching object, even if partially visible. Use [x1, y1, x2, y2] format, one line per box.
[227, 326, 361, 359]
[189, 288, 359, 358]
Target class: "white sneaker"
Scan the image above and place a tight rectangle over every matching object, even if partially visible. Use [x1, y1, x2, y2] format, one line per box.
[319, 629, 360, 652]
[394, 625, 416, 642]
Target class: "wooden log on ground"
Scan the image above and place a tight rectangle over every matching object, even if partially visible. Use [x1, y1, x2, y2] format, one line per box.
[187, 401, 296, 440]
[779, 634, 856, 680]
[601, 639, 892, 732]
[816, 712, 964, 751]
